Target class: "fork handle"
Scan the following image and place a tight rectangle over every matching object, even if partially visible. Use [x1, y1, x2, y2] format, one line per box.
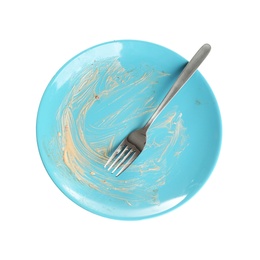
[143, 43, 211, 131]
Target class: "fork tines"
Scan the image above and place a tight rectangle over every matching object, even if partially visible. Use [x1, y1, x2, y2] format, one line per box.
[104, 142, 138, 177]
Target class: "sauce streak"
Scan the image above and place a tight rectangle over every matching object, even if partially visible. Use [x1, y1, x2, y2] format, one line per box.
[48, 57, 188, 206]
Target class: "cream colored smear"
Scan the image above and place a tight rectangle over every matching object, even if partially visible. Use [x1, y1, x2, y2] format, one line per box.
[50, 57, 188, 205]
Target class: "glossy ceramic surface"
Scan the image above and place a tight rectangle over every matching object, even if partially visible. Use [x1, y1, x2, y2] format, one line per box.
[36, 40, 222, 220]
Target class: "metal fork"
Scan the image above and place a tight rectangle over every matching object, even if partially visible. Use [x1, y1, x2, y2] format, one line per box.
[104, 44, 211, 176]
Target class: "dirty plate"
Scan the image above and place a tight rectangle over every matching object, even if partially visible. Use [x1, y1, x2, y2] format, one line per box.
[36, 40, 222, 220]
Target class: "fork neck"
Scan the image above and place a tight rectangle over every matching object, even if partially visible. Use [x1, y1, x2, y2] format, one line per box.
[142, 124, 150, 133]
[143, 116, 156, 132]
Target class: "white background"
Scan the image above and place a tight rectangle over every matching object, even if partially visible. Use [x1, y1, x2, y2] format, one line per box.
[1, 1, 259, 259]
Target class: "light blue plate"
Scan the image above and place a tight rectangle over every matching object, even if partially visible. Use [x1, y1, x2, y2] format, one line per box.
[36, 40, 221, 220]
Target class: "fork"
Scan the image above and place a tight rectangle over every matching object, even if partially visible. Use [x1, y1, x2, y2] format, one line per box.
[104, 44, 211, 176]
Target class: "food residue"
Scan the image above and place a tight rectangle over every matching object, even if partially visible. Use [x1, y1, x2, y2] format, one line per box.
[48, 57, 188, 206]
